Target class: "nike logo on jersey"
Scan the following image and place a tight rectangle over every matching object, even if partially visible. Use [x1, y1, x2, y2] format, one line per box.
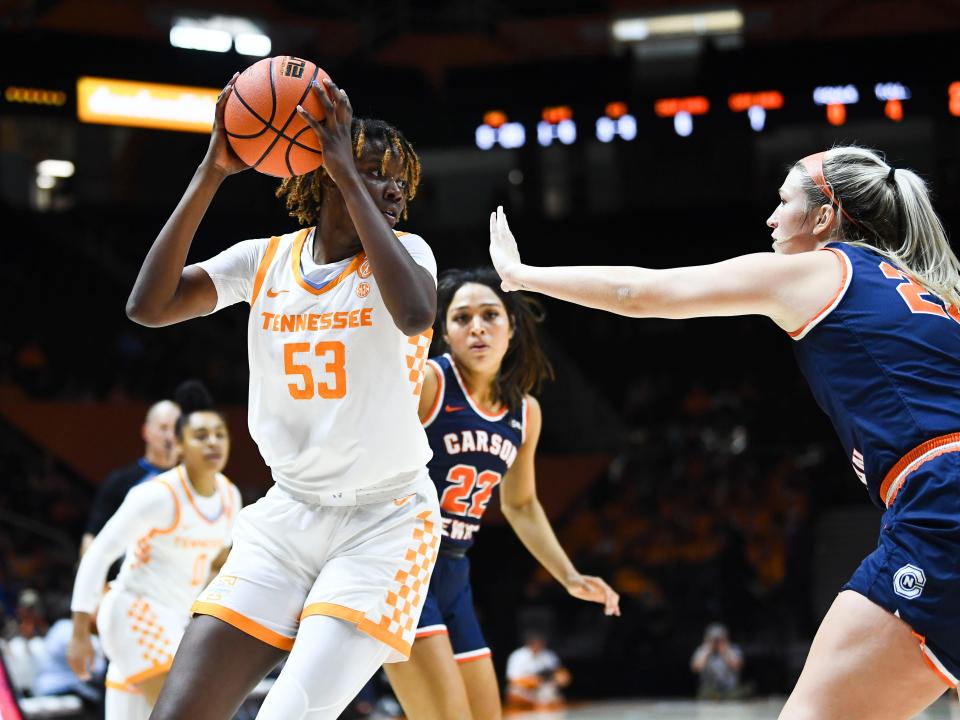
[266, 288, 289, 298]
[445, 405, 466, 413]
[393, 493, 415, 507]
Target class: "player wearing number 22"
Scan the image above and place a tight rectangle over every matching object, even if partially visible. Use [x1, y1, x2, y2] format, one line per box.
[490, 147, 960, 720]
[385, 268, 620, 720]
[126, 74, 441, 720]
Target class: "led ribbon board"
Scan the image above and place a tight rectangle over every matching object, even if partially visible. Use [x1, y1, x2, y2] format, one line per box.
[77, 77, 220, 133]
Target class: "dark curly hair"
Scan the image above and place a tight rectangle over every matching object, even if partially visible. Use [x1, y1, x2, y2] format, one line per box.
[173, 380, 220, 438]
[276, 117, 421, 225]
[432, 267, 554, 412]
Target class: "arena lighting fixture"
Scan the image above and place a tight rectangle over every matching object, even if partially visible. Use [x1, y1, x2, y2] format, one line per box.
[950, 82, 960, 117]
[813, 84, 859, 126]
[170, 16, 271, 56]
[36, 160, 75, 178]
[874, 82, 910, 122]
[596, 102, 637, 142]
[728, 91, 783, 131]
[538, 106, 576, 147]
[655, 96, 709, 137]
[611, 9, 743, 42]
[4, 86, 67, 106]
[475, 111, 525, 150]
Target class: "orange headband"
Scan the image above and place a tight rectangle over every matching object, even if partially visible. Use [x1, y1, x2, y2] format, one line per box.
[800, 151, 862, 229]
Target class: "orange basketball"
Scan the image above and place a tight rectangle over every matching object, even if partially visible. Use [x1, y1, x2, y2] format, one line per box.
[224, 56, 331, 178]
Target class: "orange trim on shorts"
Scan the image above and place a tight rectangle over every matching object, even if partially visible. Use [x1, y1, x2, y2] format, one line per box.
[301, 602, 412, 658]
[291, 229, 366, 296]
[880, 433, 960, 507]
[105, 679, 142, 694]
[912, 631, 958, 688]
[788, 247, 850, 339]
[191, 601, 294, 651]
[455, 649, 492, 664]
[414, 626, 449, 639]
[123, 661, 173, 686]
[250, 235, 281, 306]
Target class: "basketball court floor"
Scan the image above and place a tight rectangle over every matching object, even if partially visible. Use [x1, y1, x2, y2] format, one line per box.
[506, 693, 960, 719]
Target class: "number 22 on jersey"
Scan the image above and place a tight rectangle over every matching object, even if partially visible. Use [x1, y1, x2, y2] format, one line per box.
[440, 464, 502, 519]
[284, 341, 346, 399]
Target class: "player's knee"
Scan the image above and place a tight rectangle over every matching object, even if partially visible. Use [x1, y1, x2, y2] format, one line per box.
[256, 675, 311, 720]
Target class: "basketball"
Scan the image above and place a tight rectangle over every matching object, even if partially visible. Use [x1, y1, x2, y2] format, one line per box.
[224, 56, 331, 178]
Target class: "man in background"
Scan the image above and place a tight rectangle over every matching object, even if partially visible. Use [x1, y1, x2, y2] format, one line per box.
[80, 400, 180, 557]
[690, 622, 744, 699]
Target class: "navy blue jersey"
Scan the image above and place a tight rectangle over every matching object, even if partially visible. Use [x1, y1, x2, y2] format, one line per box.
[422, 353, 528, 552]
[792, 242, 960, 508]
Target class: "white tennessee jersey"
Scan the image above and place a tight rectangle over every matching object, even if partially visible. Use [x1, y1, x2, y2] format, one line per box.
[195, 228, 435, 501]
[72, 466, 240, 615]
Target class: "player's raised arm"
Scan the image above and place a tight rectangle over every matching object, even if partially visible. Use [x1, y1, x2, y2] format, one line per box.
[126, 73, 249, 327]
[489, 206, 843, 334]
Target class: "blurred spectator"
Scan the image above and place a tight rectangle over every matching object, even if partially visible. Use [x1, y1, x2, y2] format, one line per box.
[690, 622, 744, 699]
[505, 631, 570, 711]
[33, 608, 105, 707]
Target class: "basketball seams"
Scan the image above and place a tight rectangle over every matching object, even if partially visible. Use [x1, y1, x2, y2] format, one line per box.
[285, 125, 324, 175]
[225, 56, 326, 177]
[225, 87, 274, 139]
[254, 64, 320, 172]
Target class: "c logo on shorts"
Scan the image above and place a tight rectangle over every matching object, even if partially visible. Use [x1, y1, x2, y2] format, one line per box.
[893, 564, 926, 599]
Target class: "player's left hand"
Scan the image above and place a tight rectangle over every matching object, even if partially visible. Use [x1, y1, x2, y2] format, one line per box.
[298, 78, 355, 186]
[565, 573, 621, 616]
[489, 206, 524, 291]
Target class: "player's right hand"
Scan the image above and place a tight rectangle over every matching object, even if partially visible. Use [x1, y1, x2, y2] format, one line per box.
[67, 633, 95, 680]
[204, 73, 251, 178]
[489, 206, 524, 291]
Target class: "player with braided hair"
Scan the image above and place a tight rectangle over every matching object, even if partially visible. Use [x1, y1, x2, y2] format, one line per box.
[126, 74, 441, 720]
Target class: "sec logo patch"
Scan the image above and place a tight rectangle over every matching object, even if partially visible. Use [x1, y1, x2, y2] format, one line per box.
[357, 282, 370, 298]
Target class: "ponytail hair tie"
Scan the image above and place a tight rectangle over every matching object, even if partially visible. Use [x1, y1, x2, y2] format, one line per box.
[886, 166, 896, 184]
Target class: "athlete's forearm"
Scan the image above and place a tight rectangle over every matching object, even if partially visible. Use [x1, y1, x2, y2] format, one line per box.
[503, 498, 578, 586]
[336, 174, 436, 334]
[126, 161, 226, 325]
[70, 611, 93, 640]
[506, 264, 654, 317]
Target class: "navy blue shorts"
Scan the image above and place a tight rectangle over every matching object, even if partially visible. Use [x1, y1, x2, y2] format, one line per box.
[844, 451, 960, 686]
[416, 552, 490, 662]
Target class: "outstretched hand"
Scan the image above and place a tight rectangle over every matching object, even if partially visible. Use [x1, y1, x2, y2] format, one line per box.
[204, 72, 250, 178]
[297, 78, 356, 186]
[565, 573, 621, 617]
[489, 205, 524, 291]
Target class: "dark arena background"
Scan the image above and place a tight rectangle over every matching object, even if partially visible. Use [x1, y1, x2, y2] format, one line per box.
[2, 1, 960, 718]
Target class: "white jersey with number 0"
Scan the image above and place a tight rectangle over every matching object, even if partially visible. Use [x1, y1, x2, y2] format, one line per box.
[195, 228, 435, 501]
